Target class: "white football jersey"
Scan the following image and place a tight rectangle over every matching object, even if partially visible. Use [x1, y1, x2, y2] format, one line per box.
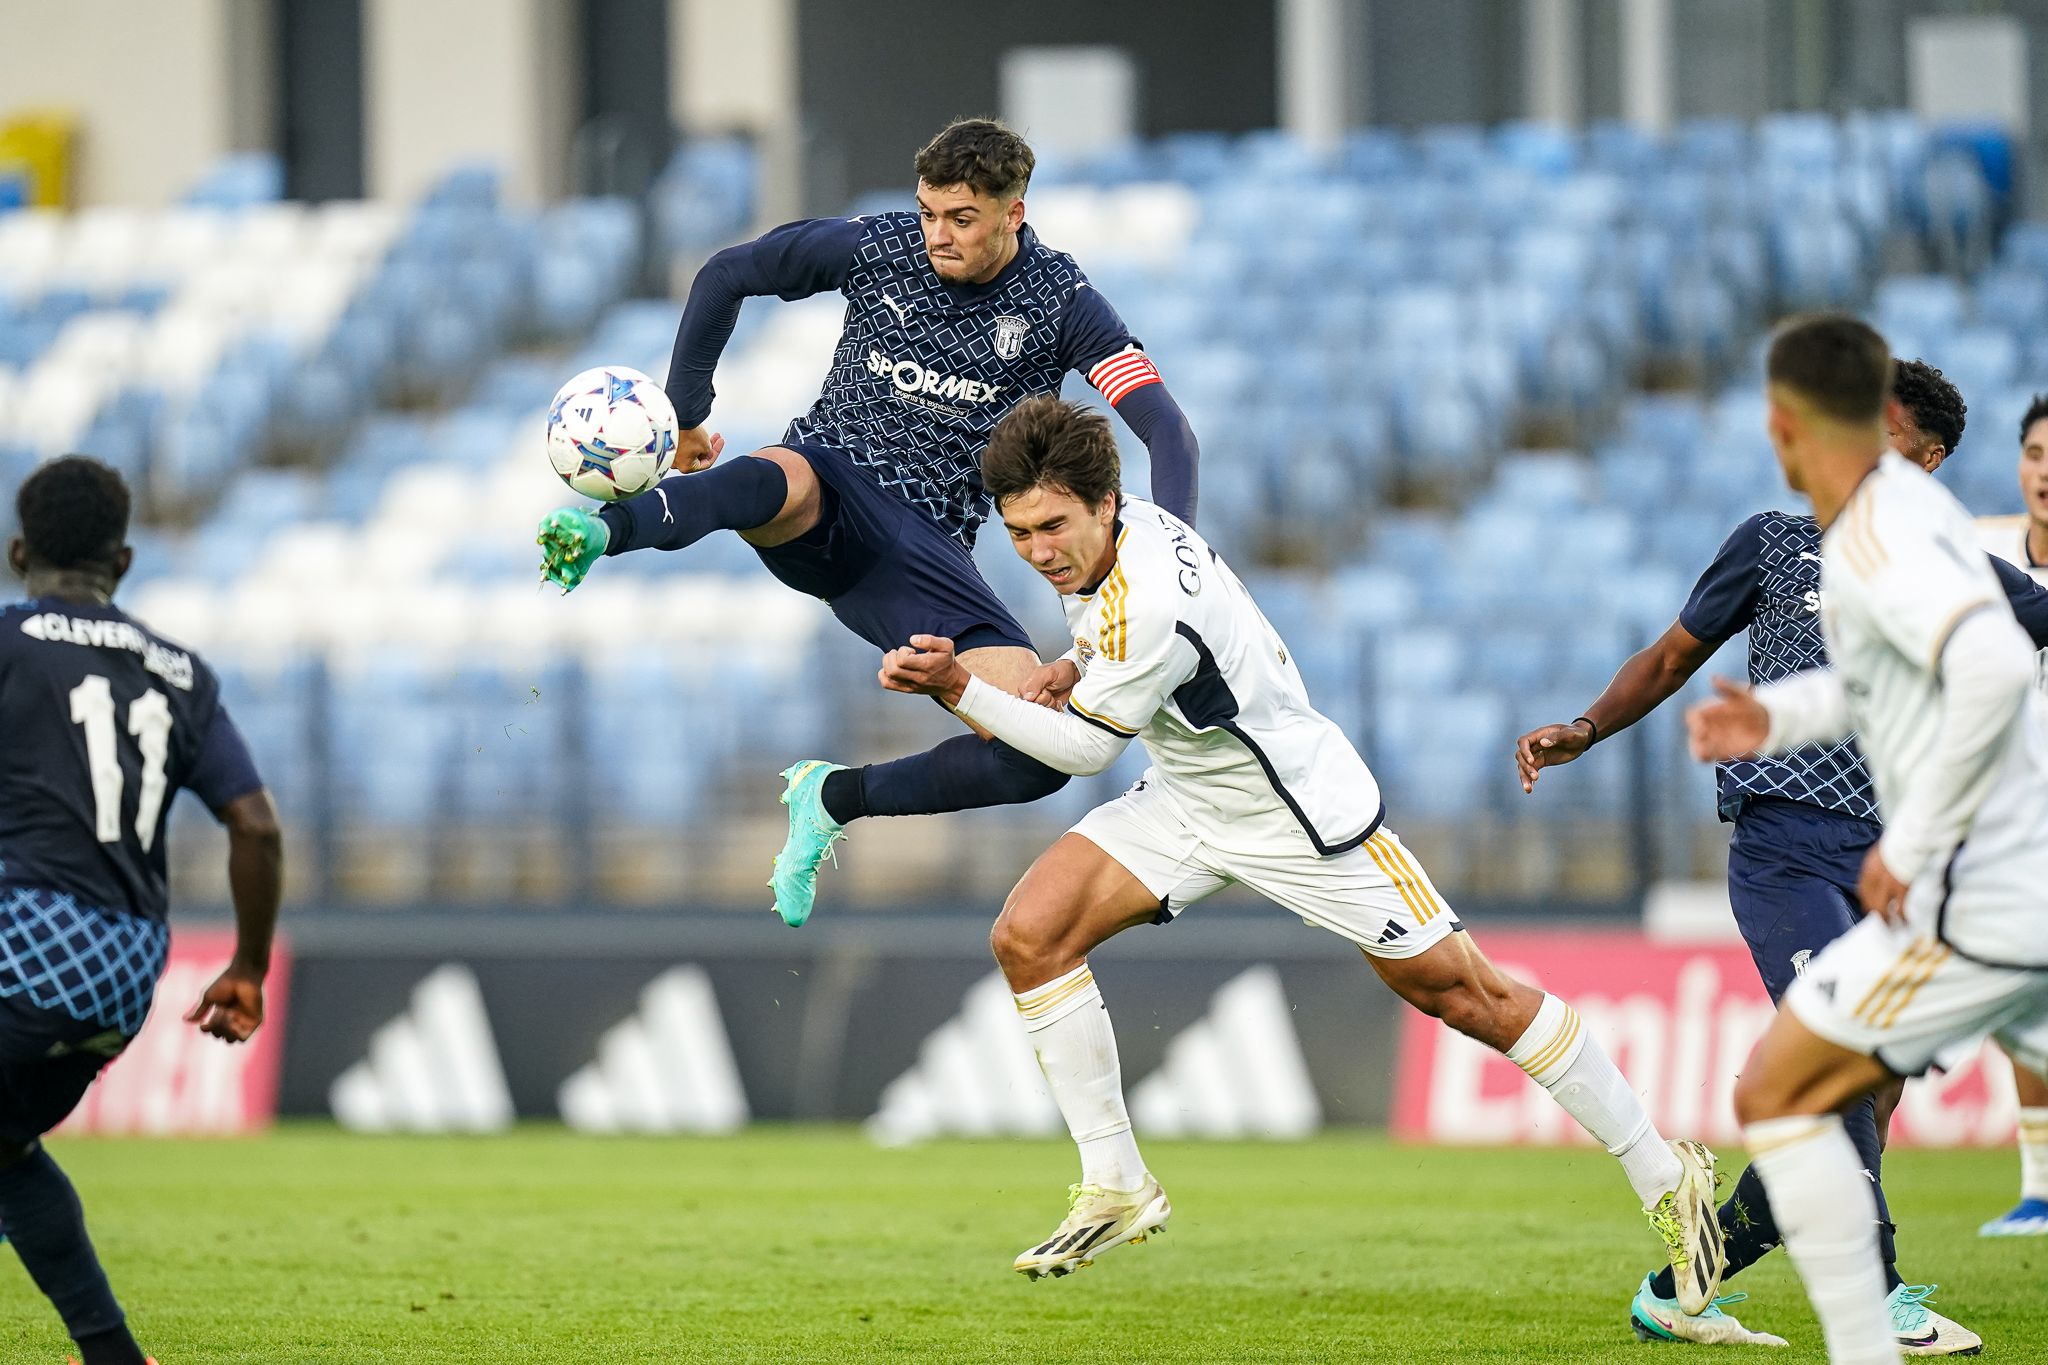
[1060, 498, 1382, 857]
[1976, 512, 2048, 690]
[1823, 455, 2048, 964]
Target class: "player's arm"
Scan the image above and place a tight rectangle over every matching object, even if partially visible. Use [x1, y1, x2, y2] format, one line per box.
[1517, 516, 1761, 791]
[182, 705, 282, 1044]
[1861, 520, 2037, 883]
[662, 216, 865, 452]
[1064, 287, 1200, 524]
[880, 635, 1129, 774]
[1989, 554, 2048, 648]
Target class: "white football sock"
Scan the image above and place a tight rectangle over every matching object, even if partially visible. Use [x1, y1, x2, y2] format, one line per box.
[1014, 964, 1148, 1191]
[1506, 993, 1682, 1208]
[1745, 1114, 1897, 1365]
[2019, 1106, 2048, 1203]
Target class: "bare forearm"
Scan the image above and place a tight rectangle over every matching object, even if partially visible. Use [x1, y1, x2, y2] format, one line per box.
[1581, 644, 1700, 740]
[225, 827, 282, 974]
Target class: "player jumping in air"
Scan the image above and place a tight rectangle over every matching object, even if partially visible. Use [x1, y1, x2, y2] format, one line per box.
[533, 118, 1200, 928]
[1972, 392, 2048, 1238]
[1517, 359, 2048, 1352]
[1690, 314, 2048, 1365]
[0, 458, 282, 1365]
[879, 395, 1727, 1306]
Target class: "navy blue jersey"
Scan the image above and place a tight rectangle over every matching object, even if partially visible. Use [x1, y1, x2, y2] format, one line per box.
[667, 213, 1158, 548]
[0, 598, 261, 921]
[1678, 510, 2048, 822]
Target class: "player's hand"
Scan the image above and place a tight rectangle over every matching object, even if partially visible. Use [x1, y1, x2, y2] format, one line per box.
[1021, 659, 1081, 710]
[675, 426, 724, 473]
[1514, 721, 1592, 793]
[537, 506, 609, 593]
[1857, 843, 1912, 925]
[1685, 677, 1770, 762]
[879, 634, 969, 706]
[184, 963, 265, 1044]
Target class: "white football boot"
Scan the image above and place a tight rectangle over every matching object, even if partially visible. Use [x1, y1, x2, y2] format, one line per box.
[1013, 1177, 1171, 1280]
[1646, 1139, 1728, 1316]
[1889, 1284, 1983, 1356]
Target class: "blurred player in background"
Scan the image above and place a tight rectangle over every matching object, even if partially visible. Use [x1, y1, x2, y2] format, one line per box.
[535, 118, 1201, 928]
[882, 396, 1729, 1312]
[1972, 394, 2048, 1238]
[1690, 314, 2048, 1365]
[1514, 358, 2048, 1353]
[0, 458, 282, 1365]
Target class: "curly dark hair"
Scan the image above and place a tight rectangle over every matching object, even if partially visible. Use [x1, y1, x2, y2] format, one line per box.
[913, 118, 1034, 201]
[983, 396, 1122, 510]
[1891, 357, 1967, 456]
[16, 455, 130, 570]
[2020, 393, 2048, 446]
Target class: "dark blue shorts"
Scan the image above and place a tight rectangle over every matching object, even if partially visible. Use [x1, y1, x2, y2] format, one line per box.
[0, 991, 128, 1146]
[1727, 797, 1882, 1003]
[751, 441, 1035, 655]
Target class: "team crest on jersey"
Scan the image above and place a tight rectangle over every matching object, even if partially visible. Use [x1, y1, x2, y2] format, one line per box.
[1074, 635, 1096, 666]
[991, 315, 1030, 360]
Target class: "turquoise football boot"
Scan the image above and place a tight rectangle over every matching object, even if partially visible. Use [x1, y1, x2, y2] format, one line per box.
[1887, 1284, 1982, 1356]
[1627, 1273, 1787, 1347]
[536, 506, 610, 592]
[770, 761, 847, 927]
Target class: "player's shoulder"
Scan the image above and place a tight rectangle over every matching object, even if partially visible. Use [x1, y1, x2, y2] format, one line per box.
[1743, 508, 1818, 545]
[1104, 500, 1209, 612]
[1975, 512, 2029, 561]
[845, 211, 925, 268]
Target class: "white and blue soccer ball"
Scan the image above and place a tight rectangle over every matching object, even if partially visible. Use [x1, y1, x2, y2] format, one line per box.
[545, 365, 679, 501]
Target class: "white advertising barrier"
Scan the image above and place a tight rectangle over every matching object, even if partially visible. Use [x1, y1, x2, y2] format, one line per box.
[1392, 932, 2023, 1148]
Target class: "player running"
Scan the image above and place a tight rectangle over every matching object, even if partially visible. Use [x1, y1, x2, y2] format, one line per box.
[533, 118, 1200, 928]
[1516, 360, 2048, 1352]
[1690, 314, 2048, 1365]
[1972, 393, 2048, 1238]
[0, 457, 282, 1365]
[878, 395, 1727, 1306]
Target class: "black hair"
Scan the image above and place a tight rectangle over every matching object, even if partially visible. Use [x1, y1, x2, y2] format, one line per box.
[15, 455, 130, 570]
[913, 118, 1035, 201]
[1766, 314, 1892, 425]
[983, 396, 1122, 509]
[2020, 394, 2048, 446]
[1891, 358, 1967, 455]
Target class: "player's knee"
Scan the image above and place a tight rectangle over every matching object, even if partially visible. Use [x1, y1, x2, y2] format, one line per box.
[990, 905, 1053, 978]
[1732, 1066, 1790, 1126]
[1430, 983, 1505, 1045]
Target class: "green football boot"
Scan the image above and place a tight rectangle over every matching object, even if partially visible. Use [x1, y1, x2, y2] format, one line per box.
[537, 506, 610, 592]
[770, 760, 847, 928]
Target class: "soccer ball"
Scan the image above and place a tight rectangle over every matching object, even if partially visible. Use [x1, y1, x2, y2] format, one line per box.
[545, 365, 679, 501]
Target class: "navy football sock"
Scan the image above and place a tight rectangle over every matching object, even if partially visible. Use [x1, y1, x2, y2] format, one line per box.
[1649, 1095, 1899, 1299]
[599, 453, 789, 553]
[0, 1145, 141, 1358]
[825, 735, 1070, 823]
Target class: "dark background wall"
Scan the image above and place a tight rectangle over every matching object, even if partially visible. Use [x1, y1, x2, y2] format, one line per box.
[794, 0, 1280, 212]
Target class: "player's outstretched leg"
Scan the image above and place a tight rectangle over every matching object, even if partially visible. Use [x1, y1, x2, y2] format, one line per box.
[993, 835, 1179, 1281]
[771, 736, 1070, 927]
[1367, 935, 1726, 1314]
[0, 1140, 151, 1365]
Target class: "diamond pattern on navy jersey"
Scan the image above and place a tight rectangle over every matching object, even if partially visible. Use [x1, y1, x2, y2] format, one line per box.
[785, 212, 1084, 548]
[0, 885, 167, 1036]
[1717, 511, 1879, 822]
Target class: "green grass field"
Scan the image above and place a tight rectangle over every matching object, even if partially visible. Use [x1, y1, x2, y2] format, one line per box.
[0, 1126, 2037, 1363]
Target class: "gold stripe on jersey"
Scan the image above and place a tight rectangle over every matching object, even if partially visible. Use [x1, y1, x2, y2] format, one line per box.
[1068, 697, 1139, 736]
[1837, 493, 1887, 579]
[1925, 598, 1995, 671]
[1097, 563, 1131, 662]
[1015, 967, 1096, 1020]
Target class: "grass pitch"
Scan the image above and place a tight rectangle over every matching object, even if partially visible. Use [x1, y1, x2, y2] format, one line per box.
[0, 1126, 2037, 1363]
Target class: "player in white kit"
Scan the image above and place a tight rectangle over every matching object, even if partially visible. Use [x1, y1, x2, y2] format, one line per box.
[1689, 316, 2048, 1364]
[880, 395, 1733, 1320]
[1972, 393, 2048, 1237]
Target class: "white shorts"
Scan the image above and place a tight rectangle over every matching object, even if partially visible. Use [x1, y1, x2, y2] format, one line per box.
[1070, 778, 1461, 959]
[1785, 914, 2048, 1078]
